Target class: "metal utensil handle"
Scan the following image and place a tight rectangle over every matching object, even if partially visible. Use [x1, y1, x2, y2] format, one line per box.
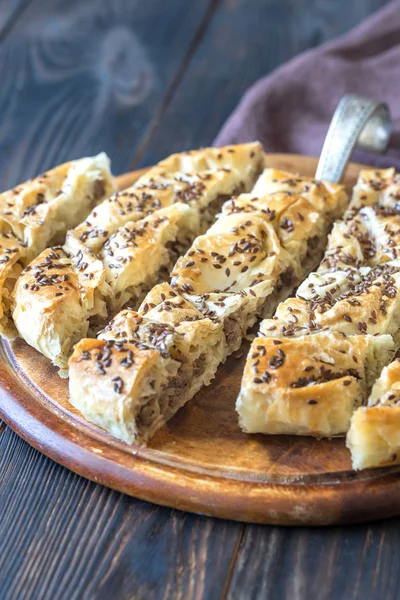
[315, 94, 392, 183]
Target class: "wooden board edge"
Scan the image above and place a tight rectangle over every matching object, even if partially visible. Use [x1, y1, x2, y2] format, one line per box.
[1, 153, 396, 526]
[3, 340, 400, 526]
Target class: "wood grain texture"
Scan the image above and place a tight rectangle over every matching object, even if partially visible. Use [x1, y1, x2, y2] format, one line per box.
[0, 0, 32, 37]
[3, 155, 400, 528]
[0, 0, 216, 189]
[0, 427, 240, 600]
[0, 0, 38, 454]
[225, 519, 400, 600]
[136, 0, 391, 168]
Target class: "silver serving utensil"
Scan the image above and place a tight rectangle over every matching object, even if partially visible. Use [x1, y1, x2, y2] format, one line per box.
[316, 94, 392, 183]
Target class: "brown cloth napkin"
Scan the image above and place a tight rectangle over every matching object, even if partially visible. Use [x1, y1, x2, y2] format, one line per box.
[214, 0, 400, 168]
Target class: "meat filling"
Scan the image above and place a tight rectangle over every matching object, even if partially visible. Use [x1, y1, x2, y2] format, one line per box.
[92, 179, 106, 206]
[192, 353, 207, 378]
[136, 351, 208, 435]
[223, 316, 242, 352]
[199, 185, 246, 231]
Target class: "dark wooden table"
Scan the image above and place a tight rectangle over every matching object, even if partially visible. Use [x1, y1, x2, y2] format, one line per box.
[0, 1, 396, 598]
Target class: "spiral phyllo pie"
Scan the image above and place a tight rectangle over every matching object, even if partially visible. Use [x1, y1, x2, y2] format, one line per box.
[0, 153, 114, 336]
[13, 143, 264, 374]
[69, 168, 347, 444]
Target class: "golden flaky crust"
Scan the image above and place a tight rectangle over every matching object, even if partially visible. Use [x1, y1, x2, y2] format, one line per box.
[0, 153, 114, 257]
[13, 245, 110, 375]
[69, 283, 226, 444]
[100, 204, 199, 313]
[238, 332, 393, 437]
[14, 143, 264, 372]
[69, 167, 347, 444]
[69, 338, 164, 443]
[170, 170, 347, 354]
[13, 206, 196, 374]
[0, 153, 114, 337]
[345, 167, 398, 216]
[0, 232, 26, 337]
[240, 168, 400, 441]
[70, 143, 265, 252]
[347, 359, 400, 469]
[260, 262, 400, 342]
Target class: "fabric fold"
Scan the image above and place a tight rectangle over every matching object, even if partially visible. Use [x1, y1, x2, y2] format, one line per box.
[214, 0, 400, 168]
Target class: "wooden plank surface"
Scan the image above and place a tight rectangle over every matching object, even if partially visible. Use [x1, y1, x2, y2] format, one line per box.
[0, 0, 216, 188]
[226, 519, 400, 600]
[0, 429, 241, 600]
[0, 0, 38, 437]
[0, 0, 32, 36]
[0, 0, 395, 598]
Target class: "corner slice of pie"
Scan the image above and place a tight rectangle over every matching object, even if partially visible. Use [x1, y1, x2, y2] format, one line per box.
[69, 283, 226, 444]
[0, 153, 114, 337]
[13, 245, 111, 376]
[237, 331, 394, 437]
[347, 358, 400, 469]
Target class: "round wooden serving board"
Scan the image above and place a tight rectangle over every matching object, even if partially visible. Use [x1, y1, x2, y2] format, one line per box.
[2, 153, 400, 526]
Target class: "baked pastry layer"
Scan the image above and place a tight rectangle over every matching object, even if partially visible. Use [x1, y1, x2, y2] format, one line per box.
[260, 261, 400, 343]
[0, 153, 114, 259]
[237, 332, 393, 437]
[238, 168, 400, 439]
[13, 246, 111, 372]
[0, 154, 114, 337]
[68, 168, 347, 443]
[70, 143, 264, 252]
[69, 283, 225, 444]
[14, 143, 264, 374]
[347, 359, 400, 469]
[171, 172, 347, 355]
